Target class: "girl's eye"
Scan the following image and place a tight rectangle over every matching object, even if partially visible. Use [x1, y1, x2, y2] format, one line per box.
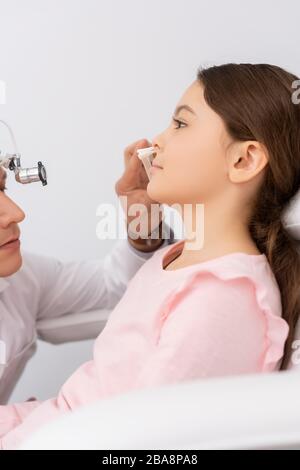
[172, 118, 187, 130]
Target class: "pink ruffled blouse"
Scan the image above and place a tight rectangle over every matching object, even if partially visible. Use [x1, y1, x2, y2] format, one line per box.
[0, 240, 289, 449]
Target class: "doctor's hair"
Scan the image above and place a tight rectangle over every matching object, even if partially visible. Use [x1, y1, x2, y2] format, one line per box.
[197, 62, 300, 370]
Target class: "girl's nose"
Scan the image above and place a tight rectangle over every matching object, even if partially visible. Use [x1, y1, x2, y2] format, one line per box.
[0, 194, 26, 228]
[152, 124, 169, 151]
[152, 134, 163, 153]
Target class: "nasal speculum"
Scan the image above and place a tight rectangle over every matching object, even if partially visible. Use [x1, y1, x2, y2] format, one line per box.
[137, 147, 156, 180]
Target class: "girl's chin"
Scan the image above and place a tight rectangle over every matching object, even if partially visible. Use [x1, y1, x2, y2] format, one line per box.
[146, 180, 164, 203]
[147, 176, 166, 193]
[147, 182, 177, 207]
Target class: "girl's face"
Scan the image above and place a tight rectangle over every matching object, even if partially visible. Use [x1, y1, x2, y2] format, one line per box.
[0, 169, 25, 277]
[148, 80, 233, 206]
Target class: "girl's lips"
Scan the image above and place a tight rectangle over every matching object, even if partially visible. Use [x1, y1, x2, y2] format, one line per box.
[0, 239, 21, 250]
[150, 166, 163, 174]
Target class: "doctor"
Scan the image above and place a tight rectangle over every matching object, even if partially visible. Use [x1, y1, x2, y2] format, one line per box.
[0, 138, 175, 405]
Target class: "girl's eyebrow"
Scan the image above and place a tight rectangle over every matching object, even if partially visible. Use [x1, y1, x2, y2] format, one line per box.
[173, 104, 196, 117]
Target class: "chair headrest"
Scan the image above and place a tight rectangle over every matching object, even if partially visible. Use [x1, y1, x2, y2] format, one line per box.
[260, 193, 300, 370]
[282, 191, 300, 240]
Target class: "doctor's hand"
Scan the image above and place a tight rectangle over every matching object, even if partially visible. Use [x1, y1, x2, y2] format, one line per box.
[115, 138, 164, 252]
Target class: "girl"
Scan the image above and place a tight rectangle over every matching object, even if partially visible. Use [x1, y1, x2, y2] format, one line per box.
[1, 62, 299, 450]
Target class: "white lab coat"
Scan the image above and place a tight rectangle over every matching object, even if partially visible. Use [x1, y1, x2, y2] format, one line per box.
[0, 236, 173, 405]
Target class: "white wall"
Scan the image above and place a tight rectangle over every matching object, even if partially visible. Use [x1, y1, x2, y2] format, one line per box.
[0, 0, 298, 401]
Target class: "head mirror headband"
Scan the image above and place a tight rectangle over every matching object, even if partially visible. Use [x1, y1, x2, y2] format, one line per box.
[0, 120, 47, 186]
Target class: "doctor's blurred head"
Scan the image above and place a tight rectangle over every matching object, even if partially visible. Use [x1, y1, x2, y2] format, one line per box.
[0, 169, 25, 276]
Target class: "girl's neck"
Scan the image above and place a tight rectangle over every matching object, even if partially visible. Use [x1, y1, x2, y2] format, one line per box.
[175, 200, 260, 267]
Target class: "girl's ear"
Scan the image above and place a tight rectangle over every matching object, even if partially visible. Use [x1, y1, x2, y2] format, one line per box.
[228, 141, 269, 184]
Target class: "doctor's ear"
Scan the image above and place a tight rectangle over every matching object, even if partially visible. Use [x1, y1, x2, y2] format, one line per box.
[227, 141, 269, 184]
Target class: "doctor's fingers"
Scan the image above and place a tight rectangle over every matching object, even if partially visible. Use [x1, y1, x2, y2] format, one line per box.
[123, 138, 152, 167]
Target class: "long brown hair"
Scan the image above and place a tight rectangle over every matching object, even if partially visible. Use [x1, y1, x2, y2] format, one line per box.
[197, 63, 300, 370]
